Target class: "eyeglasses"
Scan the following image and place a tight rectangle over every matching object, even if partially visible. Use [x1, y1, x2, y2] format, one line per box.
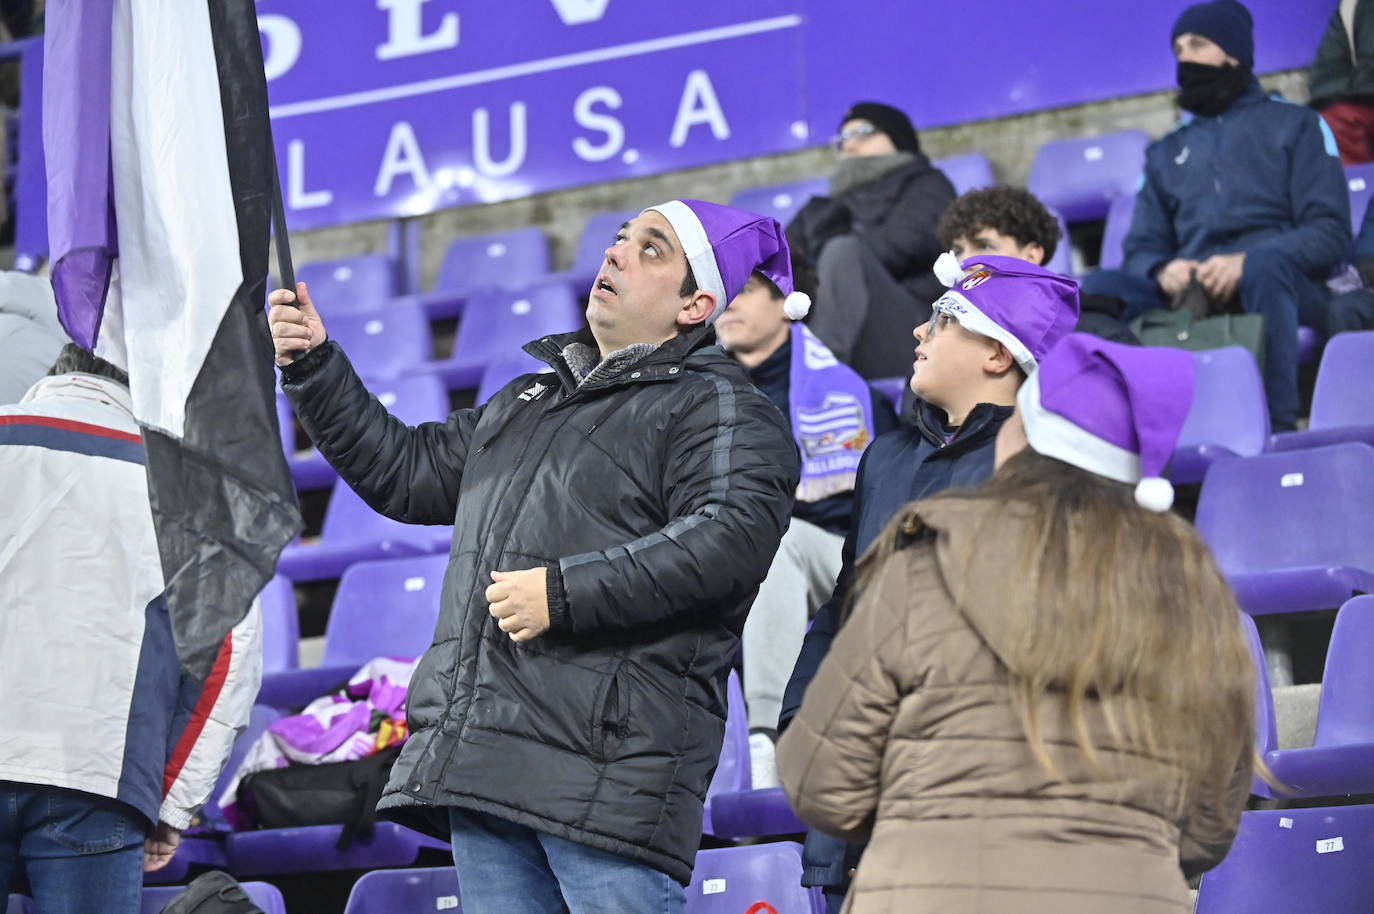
[833, 122, 878, 151]
[921, 312, 959, 339]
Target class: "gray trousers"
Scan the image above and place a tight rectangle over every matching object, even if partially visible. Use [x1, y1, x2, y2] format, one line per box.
[742, 517, 844, 732]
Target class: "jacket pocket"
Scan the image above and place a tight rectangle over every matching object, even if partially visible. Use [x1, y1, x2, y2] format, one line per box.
[596, 662, 631, 762]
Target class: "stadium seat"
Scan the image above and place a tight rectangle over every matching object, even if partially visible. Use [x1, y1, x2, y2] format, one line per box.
[1097, 192, 1137, 271]
[566, 208, 641, 287]
[325, 300, 432, 381]
[1195, 443, 1374, 616]
[259, 576, 299, 674]
[1297, 325, 1324, 366]
[686, 843, 824, 914]
[144, 706, 284, 885]
[706, 787, 806, 840]
[701, 670, 750, 837]
[342, 866, 461, 914]
[1271, 332, 1374, 452]
[868, 376, 907, 412]
[932, 152, 995, 195]
[5, 898, 32, 914]
[1263, 596, 1374, 798]
[287, 372, 450, 490]
[1345, 162, 1374, 236]
[1027, 129, 1149, 224]
[1170, 346, 1269, 484]
[257, 553, 447, 710]
[476, 351, 549, 404]
[729, 177, 828, 226]
[1194, 804, 1374, 914]
[1044, 209, 1073, 276]
[424, 281, 583, 390]
[226, 821, 450, 880]
[296, 254, 400, 315]
[275, 477, 443, 584]
[406, 227, 553, 320]
[1239, 613, 1280, 799]
[141, 881, 287, 913]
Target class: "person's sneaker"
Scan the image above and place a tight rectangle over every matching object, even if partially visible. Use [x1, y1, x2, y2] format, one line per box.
[748, 730, 779, 790]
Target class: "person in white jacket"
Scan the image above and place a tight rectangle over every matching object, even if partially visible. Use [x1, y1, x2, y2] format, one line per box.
[0, 344, 261, 913]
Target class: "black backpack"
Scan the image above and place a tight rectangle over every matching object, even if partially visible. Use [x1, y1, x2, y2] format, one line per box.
[158, 872, 265, 914]
[238, 744, 402, 850]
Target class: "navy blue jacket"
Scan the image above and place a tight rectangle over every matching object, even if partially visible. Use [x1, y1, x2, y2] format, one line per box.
[778, 398, 1013, 892]
[1123, 83, 1350, 282]
[743, 337, 898, 536]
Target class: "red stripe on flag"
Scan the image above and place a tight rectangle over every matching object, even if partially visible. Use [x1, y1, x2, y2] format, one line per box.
[163, 631, 234, 798]
[0, 414, 141, 443]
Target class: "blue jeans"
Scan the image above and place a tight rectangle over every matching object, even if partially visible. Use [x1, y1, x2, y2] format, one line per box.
[448, 808, 685, 914]
[0, 782, 148, 914]
[1083, 251, 1331, 431]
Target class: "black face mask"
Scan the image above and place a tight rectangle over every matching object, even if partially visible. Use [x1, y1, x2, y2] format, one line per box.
[1176, 61, 1253, 117]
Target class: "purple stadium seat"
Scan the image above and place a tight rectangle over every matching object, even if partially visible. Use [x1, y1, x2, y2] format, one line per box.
[326, 300, 432, 381]
[686, 843, 824, 914]
[1195, 804, 1374, 914]
[1345, 163, 1374, 236]
[5, 897, 32, 914]
[1044, 209, 1073, 276]
[286, 373, 451, 491]
[342, 866, 461, 914]
[425, 282, 583, 390]
[406, 227, 553, 320]
[1239, 613, 1280, 799]
[701, 670, 750, 837]
[259, 576, 299, 675]
[276, 477, 443, 584]
[729, 177, 829, 226]
[226, 821, 450, 879]
[296, 254, 400, 315]
[475, 352, 549, 405]
[1170, 346, 1269, 484]
[932, 152, 995, 195]
[1097, 192, 1137, 271]
[1298, 325, 1324, 366]
[1264, 596, 1374, 798]
[1271, 332, 1374, 452]
[567, 208, 641, 286]
[868, 377, 906, 412]
[1196, 444, 1374, 616]
[707, 787, 807, 840]
[1027, 129, 1149, 224]
[257, 553, 447, 710]
[141, 881, 286, 914]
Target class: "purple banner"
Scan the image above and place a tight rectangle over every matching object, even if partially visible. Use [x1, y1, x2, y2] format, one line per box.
[262, 0, 1327, 230]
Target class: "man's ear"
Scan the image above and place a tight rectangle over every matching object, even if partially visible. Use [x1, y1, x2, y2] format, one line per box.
[987, 341, 1017, 376]
[677, 290, 717, 326]
[1020, 242, 1046, 267]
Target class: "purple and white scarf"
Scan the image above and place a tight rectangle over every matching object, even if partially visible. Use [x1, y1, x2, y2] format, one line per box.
[789, 324, 877, 502]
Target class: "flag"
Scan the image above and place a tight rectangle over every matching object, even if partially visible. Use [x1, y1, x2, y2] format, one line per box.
[43, 0, 302, 679]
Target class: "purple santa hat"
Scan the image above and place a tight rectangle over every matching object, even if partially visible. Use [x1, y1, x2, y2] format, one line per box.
[642, 199, 810, 324]
[928, 253, 1079, 373]
[1018, 333, 1197, 512]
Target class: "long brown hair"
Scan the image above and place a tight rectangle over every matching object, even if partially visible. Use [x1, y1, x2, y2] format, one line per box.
[857, 448, 1257, 823]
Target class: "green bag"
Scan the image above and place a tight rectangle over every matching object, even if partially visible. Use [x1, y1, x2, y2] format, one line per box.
[1128, 308, 1265, 369]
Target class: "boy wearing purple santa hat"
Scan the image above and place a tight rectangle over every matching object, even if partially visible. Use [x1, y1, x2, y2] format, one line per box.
[268, 200, 804, 912]
[778, 253, 1080, 912]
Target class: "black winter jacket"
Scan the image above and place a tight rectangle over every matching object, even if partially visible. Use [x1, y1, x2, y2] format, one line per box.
[1310, 0, 1374, 107]
[787, 155, 954, 302]
[280, 326, 799, 884]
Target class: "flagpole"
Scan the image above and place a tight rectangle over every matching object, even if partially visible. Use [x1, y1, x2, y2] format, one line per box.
[269, 135, 296, 292]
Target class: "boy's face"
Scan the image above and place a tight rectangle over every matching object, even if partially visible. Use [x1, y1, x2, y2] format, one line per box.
[716, 275, 789, 356]
[951, 227, 1044, 266]
[909, 311, 1002, 405]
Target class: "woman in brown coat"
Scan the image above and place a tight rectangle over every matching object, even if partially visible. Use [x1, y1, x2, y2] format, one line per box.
[777, 334, 1256, 914]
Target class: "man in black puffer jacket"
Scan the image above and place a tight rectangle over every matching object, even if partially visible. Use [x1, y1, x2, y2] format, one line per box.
[787, 101, 956, 379]
[268, 200, 801, 913]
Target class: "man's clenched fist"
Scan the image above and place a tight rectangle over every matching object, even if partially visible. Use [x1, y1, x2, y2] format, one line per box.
[268, 282, 328, 367]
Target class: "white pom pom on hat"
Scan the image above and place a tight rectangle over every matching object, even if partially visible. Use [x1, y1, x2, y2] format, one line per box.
[783, 291, 812, 320]
[1134, 476, 1175, 513]
[933, 250, 966, 288]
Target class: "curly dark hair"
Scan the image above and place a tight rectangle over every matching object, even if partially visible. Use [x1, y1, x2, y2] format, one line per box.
[936, 186, 1061, 265]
